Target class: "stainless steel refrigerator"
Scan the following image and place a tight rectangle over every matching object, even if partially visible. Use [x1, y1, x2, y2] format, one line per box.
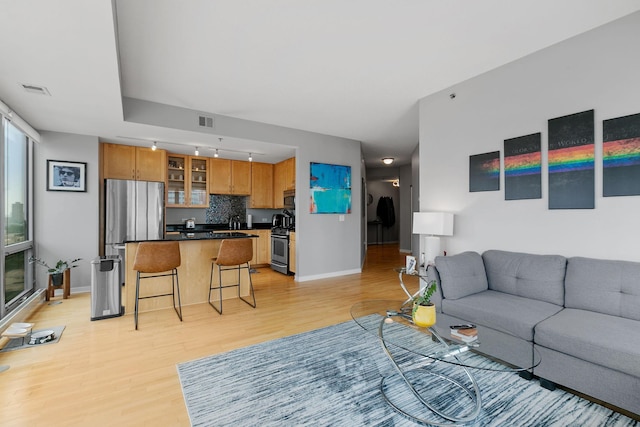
[104, 179, 165, 285]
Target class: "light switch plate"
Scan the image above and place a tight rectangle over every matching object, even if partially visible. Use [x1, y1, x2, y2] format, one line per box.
[339, 215, 345, 221]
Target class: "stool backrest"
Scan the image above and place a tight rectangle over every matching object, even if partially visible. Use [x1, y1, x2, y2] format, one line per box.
[133, 241, 181, 273]
[215, 238, 253, 266]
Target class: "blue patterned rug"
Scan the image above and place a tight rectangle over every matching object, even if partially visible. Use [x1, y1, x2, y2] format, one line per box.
[177, 321, 638, 426]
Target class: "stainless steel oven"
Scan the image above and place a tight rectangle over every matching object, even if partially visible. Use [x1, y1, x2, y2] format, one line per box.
[270, 227, 290, 275]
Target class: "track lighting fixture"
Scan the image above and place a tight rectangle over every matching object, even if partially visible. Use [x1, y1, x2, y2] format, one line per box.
[151, 141, 157, 151]
[195, 146, 199, 156]
[248, 153, 253, 162]
[214, 148, 219, 158]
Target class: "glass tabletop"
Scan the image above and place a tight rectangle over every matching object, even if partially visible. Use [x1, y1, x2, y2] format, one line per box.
[394, 266, 430, 278]
[350, 299, 540, 372]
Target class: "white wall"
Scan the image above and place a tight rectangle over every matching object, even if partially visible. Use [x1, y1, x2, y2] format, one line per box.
[34, 131, 99, 291]
[418, 11, 640, 262]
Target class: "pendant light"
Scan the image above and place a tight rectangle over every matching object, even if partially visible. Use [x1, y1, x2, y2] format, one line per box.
[151, 141, 157, 151]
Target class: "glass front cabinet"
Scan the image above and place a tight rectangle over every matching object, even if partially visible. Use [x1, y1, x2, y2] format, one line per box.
[167, 155, 209, 207]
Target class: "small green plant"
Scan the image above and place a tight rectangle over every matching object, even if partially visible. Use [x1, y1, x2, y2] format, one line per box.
[413, 280, 437, 307]
[30, 257, 82, 274]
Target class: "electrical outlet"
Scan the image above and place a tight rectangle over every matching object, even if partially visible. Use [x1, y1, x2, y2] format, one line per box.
[339, 215, 345, 222]
[262, 218, 268, 222]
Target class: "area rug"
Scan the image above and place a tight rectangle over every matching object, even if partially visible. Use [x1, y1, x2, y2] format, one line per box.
[0, 325, 65, 353]
[177, 321, 638, 426]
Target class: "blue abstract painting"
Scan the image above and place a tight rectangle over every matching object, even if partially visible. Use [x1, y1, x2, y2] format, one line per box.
[310, 162, 351, 214]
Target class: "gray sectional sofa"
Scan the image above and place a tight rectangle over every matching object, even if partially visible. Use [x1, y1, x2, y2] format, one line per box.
[428, 249, 640, 416]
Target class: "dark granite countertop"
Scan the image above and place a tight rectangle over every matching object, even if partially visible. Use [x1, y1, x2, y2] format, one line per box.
[166, 223, 273, 233]
[126, 231, 258, 243]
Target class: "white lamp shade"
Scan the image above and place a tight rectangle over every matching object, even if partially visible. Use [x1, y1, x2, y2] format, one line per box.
[412, 212, 454, 236]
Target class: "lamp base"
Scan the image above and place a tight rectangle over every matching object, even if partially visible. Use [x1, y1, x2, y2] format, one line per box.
[425, 235, 441, 265]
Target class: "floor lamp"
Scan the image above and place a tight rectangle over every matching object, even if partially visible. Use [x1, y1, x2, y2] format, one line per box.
[412, 212, 454, 266]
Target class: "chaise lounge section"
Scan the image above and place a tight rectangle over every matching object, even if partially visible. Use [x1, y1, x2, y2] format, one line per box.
[428, 249, 640, 416]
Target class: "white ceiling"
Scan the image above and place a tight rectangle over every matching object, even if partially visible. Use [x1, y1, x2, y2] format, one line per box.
[2, 0, 640, 167]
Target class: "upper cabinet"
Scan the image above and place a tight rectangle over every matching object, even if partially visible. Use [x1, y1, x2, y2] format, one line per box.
[250, 162, 274, 208]
[273, 157, 295, 208]
[167, 155, 210, 207]
[102, 143, 167, 182]
[209, 159, 251, 195]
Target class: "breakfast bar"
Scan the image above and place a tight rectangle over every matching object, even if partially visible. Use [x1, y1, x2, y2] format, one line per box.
[123, 232, 258, 314]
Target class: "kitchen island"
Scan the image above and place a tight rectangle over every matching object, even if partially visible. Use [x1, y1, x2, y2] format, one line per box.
[124, 232, 258, 315]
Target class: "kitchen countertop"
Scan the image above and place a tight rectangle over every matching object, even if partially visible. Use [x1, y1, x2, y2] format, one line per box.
[126, 231, 258, 243]
[166, 223, 273, 233]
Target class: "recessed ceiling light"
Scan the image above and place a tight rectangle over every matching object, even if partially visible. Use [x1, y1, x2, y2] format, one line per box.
[382, 158, 394, 165]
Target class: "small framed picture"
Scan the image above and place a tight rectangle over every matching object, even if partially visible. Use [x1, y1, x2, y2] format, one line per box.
[47, 160, 87, 192]
[406, 256, 417, 273]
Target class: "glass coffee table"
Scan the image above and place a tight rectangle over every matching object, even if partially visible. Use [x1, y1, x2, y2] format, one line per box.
[351, 300, 540, 426]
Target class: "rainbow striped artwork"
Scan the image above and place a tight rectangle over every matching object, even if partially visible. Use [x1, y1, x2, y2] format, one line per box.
[469, 151, 500, 192]
[603, 112, 640, 197]
[504, 133, 541, 200]
[548, 109, 594, 209]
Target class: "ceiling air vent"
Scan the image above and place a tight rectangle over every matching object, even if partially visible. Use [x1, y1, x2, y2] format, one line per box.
[198, 115, 214, 128]
[20, 83, 51, 96]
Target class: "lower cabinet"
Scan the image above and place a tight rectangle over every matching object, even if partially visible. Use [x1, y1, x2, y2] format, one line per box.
[254, 230, 271, 266]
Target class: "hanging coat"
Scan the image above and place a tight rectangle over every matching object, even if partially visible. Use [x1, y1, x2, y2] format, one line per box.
[376, 196, 396, 228]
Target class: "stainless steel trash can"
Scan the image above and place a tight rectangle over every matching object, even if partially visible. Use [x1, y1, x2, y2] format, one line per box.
[90, 256, 123, 320]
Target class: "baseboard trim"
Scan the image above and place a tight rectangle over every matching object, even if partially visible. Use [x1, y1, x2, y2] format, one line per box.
[297, 268, 362, 282]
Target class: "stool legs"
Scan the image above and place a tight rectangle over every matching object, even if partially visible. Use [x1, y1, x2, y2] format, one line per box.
[208, 262, 256, 315]
[135, 269, 183, 330]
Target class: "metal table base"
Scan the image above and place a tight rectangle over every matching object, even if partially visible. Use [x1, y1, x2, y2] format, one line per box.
[377, 317, 482, 425]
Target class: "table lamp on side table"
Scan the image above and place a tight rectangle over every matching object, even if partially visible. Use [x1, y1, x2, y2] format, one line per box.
[412, 212, 454, 266]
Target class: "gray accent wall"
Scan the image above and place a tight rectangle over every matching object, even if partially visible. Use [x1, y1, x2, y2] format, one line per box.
[418, 12, 640, 261]
[123, 97, 363, 280]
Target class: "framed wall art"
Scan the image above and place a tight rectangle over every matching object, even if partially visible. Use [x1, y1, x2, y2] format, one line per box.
[309, 162, 351, 214]
[469, 151, 500, 192]
[47, 160, 87, 192]
[603, 112, 640, 197]
[548, 109, 594, 209]
[504, 133, 542, 200]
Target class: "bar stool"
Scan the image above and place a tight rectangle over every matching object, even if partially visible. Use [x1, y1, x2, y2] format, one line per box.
[209, 238, 256, 314]
[133, 241, 183, 330]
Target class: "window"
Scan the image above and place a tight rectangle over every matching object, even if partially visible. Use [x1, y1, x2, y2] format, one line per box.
[2, 117, 34, 315]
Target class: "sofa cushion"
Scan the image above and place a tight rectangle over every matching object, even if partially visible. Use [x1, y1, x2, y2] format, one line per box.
[482, 250, 566, 306]
[565, 257, 640, 321]
[441, 290, 563, 341]
[435, 251, 488, 300]
[535, 308, 640, 377]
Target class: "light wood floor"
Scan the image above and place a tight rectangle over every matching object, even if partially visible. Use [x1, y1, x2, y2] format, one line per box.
[0, 244, 416, 426]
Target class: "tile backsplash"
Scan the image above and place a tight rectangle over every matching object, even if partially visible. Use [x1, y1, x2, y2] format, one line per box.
[206, 195, 246, 224]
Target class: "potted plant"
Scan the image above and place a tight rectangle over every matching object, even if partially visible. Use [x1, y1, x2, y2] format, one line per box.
[30, 257, 82, 285]
[411, 280, 437, 328]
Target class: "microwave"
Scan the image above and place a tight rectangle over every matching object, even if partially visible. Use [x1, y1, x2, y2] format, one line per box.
[283, 189, 295, 209]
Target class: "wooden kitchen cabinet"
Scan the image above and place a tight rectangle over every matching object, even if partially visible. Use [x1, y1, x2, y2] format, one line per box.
[167, 155, 209, 207]
[273, 157, 295, 208]
[248, 229, 270, 266]
[209, 159, 252, 195]
[289, 231, 296, 273]
[250, 162, 274, 208]
[102, 143, 166, 182]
